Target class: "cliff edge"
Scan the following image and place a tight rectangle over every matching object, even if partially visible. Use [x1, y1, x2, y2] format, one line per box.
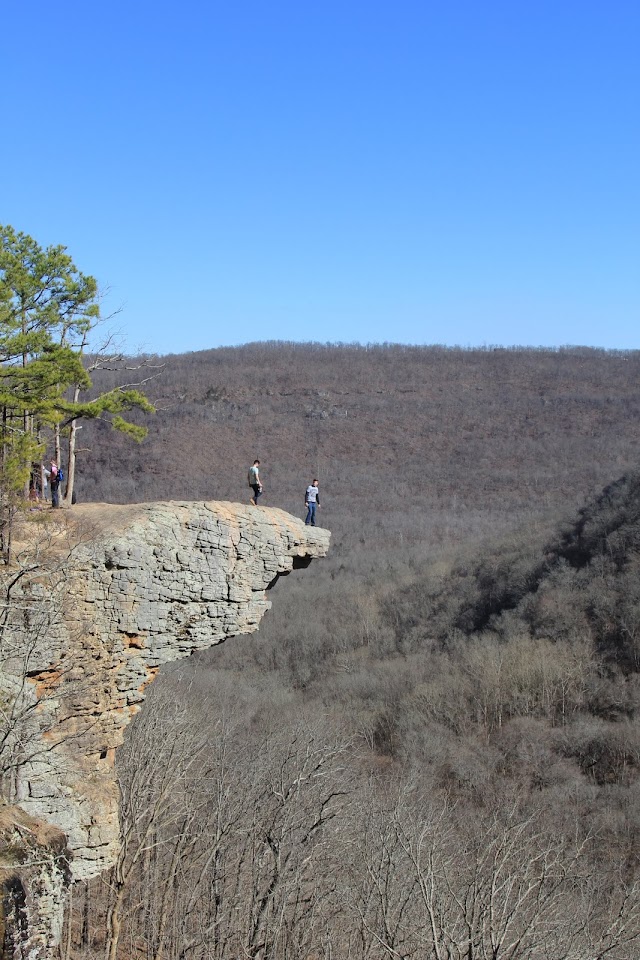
[0, 500, 330, 955]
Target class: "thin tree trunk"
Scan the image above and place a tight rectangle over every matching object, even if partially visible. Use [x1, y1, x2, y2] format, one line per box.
[105, 867, 126, 960]
[81, 882, 90, 949]
[63, 372, 84, 506]
[54, 423, 62, 478]
[152, 822, 189, 960]
[63, 883, 73, 960]
[63, 413, 78, 506]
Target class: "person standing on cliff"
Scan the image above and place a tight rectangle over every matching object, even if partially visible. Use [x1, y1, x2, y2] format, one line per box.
[248, 459, 263, 505]
[304, 479, 320, 526]
[48, 460, 61, 509]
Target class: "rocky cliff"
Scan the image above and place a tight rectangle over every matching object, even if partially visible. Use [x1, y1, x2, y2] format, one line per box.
[0, 501, 330, 957]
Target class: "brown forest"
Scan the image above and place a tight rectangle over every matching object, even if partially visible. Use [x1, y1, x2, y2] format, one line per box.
[67, 343, 640, 958]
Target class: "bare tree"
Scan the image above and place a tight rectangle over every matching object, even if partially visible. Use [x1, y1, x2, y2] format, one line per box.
[349, 787, 640, 960]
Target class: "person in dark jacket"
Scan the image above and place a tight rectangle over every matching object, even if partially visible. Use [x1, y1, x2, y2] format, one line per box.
[49, 460, 61, 508]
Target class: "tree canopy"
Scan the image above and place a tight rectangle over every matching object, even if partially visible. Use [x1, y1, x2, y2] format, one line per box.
[0, 224, 154, 559]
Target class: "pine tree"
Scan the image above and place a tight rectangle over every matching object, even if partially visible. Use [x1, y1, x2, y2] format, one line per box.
[0, 225, 154, 560]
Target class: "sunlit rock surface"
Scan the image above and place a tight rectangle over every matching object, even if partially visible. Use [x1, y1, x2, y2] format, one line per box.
[1, 501, 330, 956]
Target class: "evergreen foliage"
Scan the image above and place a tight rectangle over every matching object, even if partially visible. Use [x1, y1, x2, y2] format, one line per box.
[0, 225, 154, 559]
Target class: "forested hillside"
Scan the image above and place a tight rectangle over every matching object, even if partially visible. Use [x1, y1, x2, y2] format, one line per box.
[71, 344, 640, 958]
[80, 343, 640, 547]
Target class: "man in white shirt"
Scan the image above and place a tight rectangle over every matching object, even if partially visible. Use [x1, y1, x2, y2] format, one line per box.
[304, 479, 320, 526]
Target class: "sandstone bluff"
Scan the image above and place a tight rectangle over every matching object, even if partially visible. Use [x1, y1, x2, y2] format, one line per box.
[0, 500, 330, 957]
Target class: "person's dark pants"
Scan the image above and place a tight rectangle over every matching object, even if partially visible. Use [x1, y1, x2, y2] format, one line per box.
[305, 502, 317, 525]
[51, 482, 60, 508]
[251, 484, 262, 504]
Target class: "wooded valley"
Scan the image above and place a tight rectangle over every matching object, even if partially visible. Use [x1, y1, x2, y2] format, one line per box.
[66, 343, 640, 958]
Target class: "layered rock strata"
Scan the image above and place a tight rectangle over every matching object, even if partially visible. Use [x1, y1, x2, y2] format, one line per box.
[1, 501, 330, 956]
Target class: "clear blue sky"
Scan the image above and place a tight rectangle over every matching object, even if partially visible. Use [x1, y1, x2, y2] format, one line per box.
[2, 1, 638, 354]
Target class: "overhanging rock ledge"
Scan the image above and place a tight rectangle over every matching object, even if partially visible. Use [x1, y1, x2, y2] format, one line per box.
[2, 500, 330, 955]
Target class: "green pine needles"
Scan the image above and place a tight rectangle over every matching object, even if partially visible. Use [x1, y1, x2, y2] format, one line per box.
[0, 224, 154, 560]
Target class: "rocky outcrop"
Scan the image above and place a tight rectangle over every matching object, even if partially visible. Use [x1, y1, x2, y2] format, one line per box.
[0, 501, 330, 956]
[0, 806, 70, 958]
